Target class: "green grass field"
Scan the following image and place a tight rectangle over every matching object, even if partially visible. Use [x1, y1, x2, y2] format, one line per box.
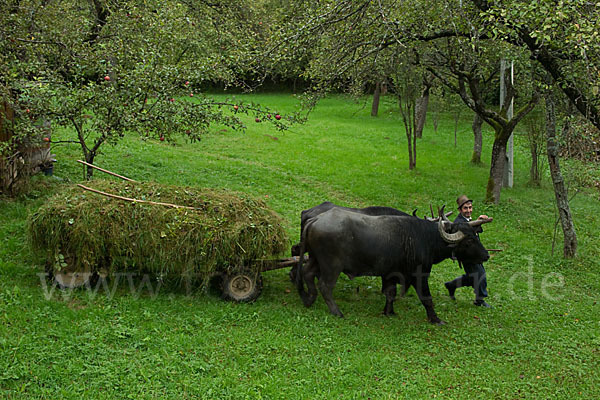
[1, 93, 599, 399]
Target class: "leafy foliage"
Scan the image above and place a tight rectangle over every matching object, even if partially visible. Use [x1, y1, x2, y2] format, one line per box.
[522, 108, 547, 186]
[470, 0, 600, 129]
[271, 0, 600, 204]
[0, 0, 291, 177]
[562, 116, 600, 163]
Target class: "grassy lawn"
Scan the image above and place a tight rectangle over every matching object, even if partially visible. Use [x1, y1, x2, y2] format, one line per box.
[1, 93, 599, 399]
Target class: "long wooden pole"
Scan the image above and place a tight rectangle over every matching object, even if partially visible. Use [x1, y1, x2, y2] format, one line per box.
[76, 160, 137, 182]
[77, 184, 198, 210]
[500, 59, 514, 188]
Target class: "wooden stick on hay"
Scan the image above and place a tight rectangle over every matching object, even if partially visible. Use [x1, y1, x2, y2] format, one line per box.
[77, 184, 198, 210]
[77, 160, 138, 182]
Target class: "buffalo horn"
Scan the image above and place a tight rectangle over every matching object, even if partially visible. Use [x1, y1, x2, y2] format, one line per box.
[425, 211, 453, 222]
[469, 217, 493, 227]
[438, 206, 452, 224]
[437, 205, 465, 243]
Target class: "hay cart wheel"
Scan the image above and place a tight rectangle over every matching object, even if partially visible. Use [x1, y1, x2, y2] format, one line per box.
[45, 258, 97, 289]
[222, 270, 263, 303]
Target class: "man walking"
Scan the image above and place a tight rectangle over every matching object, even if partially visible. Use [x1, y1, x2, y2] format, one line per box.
[444, 195, 492, 308]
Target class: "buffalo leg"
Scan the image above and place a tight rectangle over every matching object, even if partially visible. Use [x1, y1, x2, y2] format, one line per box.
[302, 258, 319, 307]
[381, 275, 398, 316]
[318, 278, 343, 317]
[413, 268, 445, 325]
[315, 266, 343, 317]
[399, 275, 413, 297]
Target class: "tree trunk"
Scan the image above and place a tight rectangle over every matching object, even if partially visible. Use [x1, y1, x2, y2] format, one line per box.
[371, 81, 381, 117]
[545, 90, 577, 258]
[432, 112, 439, 134]
[471, 113, 483, 164]
[561, 101, 574, 158]
[405, 111, 416, 170]
[415, 86, 430, 138]
[399, 95, 416, 170]
[529, 143, 540, 186]
[453, 111, 461, 147]
[407, 135, 415, 169]
[412, 124, 417, 168]
[0, 101, 15, 143]
[486, 133, 508, 204]
[85, 152, 96, 180]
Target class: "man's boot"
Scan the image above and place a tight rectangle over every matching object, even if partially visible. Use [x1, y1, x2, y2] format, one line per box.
[444, 278, 462, 300]
[474, 299, 492, 308]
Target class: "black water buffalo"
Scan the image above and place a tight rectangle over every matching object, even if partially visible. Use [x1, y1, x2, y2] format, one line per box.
[295, 207, 491, 324]
[290, 202, 413, 300]
[290, 202, 451, 308]
[290, 201, 411, 257]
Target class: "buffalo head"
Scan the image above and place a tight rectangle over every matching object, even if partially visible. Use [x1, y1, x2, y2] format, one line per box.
[437, 206, 491, 264]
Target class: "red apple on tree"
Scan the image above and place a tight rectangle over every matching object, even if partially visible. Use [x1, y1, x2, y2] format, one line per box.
[255, 118, 261, 123]
[104, 75, 110, 81]
[233, 105, 239, 111]
[43, 137, 50, 142]
[275, 114, 281, 120]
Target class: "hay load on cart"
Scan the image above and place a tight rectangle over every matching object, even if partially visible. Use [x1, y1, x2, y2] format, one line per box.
[27, 178, 289, 301]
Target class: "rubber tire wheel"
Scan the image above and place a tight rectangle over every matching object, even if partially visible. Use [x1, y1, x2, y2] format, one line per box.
[222, 271, 263, 302]
[45, 260, 98, 289]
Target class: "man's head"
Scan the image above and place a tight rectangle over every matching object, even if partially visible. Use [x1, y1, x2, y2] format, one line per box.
[456, 195, 473, 219]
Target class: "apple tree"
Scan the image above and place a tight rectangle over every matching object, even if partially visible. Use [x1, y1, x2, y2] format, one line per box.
[1, 0, 288, 179]
[469, 0, 600, 131]
[272, 0, 593, 205]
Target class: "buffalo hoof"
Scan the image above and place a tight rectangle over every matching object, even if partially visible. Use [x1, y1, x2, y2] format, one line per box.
[444, 282, 456, 300]
[298, 293, 308, 306]
[300, 292, 317, 307]
[300, 297, 313, 308]
[430, 318, 447, 325]
[303, 299, 316, 308]
[382, 309, 396, 316]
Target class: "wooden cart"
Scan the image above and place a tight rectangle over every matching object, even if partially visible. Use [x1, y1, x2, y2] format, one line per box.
[41, 160, 300, 302]
[48, 255, 305, 303]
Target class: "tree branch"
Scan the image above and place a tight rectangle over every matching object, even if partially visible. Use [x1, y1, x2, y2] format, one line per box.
[469, 0, 600, 130]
